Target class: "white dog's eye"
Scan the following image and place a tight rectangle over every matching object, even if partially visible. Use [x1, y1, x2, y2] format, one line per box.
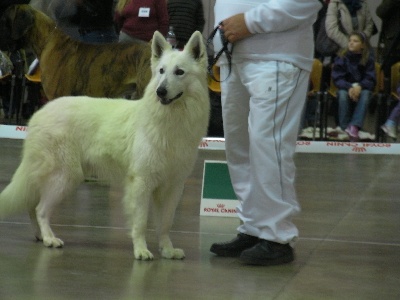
[159, 68, 165, 74]
[175, 69, 184, 76]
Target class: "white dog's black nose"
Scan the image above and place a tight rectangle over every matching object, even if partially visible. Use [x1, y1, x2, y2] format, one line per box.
[157, 87, 167, 98]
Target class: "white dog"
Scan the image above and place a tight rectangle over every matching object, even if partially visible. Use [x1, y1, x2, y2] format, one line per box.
[0, 31, 210, 260]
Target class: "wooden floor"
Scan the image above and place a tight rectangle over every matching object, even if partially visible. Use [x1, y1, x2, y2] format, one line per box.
[1, 138, 400, 299]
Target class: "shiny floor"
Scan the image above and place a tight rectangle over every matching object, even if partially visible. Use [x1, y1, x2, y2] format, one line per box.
[1, 138, 400, 300]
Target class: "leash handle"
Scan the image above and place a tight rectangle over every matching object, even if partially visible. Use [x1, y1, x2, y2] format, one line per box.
[206, 22, 233, 83]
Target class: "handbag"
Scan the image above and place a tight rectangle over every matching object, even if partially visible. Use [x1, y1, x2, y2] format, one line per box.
[315, 14, 340, 57]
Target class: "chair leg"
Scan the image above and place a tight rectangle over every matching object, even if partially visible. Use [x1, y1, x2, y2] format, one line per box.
[17, 77, 27, 124]
[312, 92, 321, 140]
[321, 92, 329, 140]
[7, 75, 16, 124]
[375, 94, 384, 142]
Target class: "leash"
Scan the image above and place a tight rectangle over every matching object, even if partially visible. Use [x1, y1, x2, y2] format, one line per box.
[206, 22, 234, 82]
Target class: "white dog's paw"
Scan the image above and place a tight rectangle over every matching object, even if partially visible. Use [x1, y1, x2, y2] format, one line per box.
[43, 237, 64, 248]
[161, 247, 185, 260]
[134, 248, 154, 261]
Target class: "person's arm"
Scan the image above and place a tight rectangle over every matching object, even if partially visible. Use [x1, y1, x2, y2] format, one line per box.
[325, 1, 348, 48]
[362, 4, 375, 38]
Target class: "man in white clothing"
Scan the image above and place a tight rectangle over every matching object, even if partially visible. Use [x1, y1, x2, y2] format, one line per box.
[210, 0, 322, 266]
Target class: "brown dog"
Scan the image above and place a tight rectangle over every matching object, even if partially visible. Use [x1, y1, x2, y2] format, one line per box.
[0, 4, 151, 100]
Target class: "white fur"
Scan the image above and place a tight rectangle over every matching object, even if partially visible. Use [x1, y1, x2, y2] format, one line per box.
[0, 31, 210, 260]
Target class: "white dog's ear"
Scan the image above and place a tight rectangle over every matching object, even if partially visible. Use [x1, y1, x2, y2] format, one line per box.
[151, 31, 171, 60]
[184, 31, 206, 62]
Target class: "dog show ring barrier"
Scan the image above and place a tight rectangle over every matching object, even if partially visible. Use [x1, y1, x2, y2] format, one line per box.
[1, 125, 400, 218]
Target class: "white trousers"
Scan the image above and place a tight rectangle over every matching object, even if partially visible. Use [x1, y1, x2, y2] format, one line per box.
[220, 60, 309, 244]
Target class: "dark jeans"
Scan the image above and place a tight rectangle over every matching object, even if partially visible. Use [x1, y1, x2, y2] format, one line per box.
[79, 28, 118, 44]
[386, 100, 400, 125]
[337, 89, 372, 130]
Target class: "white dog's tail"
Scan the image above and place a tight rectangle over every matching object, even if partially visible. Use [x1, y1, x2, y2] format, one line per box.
[0, 161, 38, 219]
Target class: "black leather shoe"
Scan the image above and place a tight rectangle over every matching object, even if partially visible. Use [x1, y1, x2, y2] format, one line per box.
[210, 233, 259, 257]
[239, 240, 294, 266]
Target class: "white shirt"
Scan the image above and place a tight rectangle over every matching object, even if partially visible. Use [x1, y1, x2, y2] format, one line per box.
[214, 0, 322, 71]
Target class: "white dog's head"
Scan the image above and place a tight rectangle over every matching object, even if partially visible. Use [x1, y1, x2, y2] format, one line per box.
[149, 30, 207, 105]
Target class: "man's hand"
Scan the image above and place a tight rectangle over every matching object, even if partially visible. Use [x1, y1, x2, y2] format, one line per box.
[220, 14, 252, 43]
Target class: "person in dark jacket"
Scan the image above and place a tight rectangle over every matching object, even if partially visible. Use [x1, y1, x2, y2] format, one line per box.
[332, 31, 376, 141]
[30, 1, 117, 43]
[167, 0, 205, 49]
[0, 0, 29, 12]
[74, 0, 118, 44]
[376, 0, 400, 79]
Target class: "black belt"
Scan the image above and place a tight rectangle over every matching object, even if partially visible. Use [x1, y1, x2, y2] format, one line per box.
[79, 27, 113, 35]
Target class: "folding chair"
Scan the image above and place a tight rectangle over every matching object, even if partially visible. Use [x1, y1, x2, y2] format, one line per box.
[25, 65, 41, 83]
[390, 62, 400, 99]
[208, 64, 221, 93]
[3, 74, 17, 124]
[321, 66, 338, 140]
[18, 64, 42, 123]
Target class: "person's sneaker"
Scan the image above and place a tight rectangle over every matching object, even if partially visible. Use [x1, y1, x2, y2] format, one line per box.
[210, 233, 259, 257]
[239, 240, 294, 266]
[345, 125, 359, 141]
[381, 124, 397, 138]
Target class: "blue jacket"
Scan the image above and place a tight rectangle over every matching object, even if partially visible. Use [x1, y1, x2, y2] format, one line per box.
[332, 51, 376, 91]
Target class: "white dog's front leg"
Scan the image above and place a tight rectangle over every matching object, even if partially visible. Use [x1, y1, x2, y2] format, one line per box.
[124, 176, 154, 260]
[153, 182, 186, 260]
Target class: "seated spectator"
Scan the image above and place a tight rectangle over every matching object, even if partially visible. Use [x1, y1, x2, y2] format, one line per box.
[32, 0, 118, 44]
[75, 0, 118, 44]
[332, 31, 376, 141]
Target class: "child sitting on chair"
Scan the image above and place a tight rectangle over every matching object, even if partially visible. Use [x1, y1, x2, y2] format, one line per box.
[332, 31, 376, 141]
[381, 84, 400, 139]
